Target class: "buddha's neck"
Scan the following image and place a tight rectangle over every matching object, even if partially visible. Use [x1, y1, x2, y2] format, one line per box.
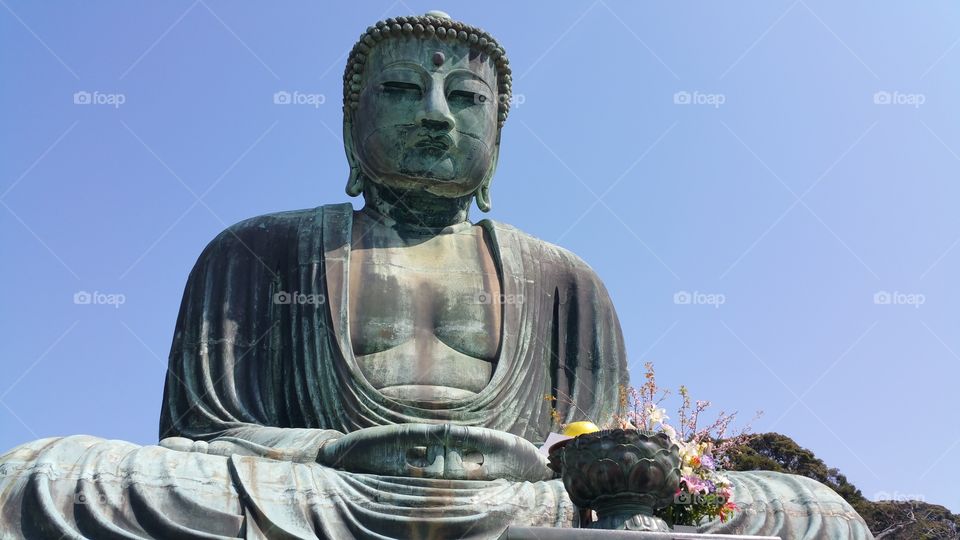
[361, 183, 472, 229]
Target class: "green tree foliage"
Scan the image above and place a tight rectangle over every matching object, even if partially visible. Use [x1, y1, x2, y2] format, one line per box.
[726, 433, 960, 540]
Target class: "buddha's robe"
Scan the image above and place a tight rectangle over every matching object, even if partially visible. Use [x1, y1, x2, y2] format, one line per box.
[0, 204, 620, 538]
[699, 470, 875, 538]
[0, 203, 874, 539]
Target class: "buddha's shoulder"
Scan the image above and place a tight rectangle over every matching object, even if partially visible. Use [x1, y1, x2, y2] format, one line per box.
[482, 220, 603, 283]
[202, 204, 349, 254]
[223, 207, 320, 234]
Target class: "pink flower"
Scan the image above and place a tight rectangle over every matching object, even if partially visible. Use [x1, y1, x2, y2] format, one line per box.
[683, 475, 706, 494]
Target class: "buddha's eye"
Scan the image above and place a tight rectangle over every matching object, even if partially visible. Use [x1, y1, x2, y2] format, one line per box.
[381, 81, 422, 98]
[448, 90, 487, 107]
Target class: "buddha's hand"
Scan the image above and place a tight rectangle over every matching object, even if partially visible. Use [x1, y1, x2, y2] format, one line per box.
[161, 429, 343, 462]
[159, 437, 254, 456]
[316, 423, 553, 482]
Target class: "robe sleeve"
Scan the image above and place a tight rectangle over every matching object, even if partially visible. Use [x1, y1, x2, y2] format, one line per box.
[489, 221, 629, 441]
[543, 243, 629, 432]
[158, 210, 342, 462]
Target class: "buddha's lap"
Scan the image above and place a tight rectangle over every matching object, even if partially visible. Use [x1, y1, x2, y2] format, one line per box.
[0, 435, 874, 538]
[0, 435, 575, 534]
[0, 434, 557, 502]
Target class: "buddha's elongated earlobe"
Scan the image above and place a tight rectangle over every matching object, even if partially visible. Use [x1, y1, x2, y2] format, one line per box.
[343, 119, 364, 196]
[475, 142, 499, 212]
[346, 168, 364, 197]
[476, 185, 492, 212]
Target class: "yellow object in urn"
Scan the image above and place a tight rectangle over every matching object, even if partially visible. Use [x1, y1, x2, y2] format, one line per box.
[561, 421, 601, 438]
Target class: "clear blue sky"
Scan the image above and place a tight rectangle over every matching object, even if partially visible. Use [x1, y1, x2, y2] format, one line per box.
[2, 0, 959, 513]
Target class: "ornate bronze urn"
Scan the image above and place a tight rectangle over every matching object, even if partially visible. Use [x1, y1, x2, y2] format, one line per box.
[549, 429, 682, 531]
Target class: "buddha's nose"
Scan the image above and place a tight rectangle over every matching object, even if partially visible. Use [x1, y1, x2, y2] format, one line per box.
[416, 85, 455, 132]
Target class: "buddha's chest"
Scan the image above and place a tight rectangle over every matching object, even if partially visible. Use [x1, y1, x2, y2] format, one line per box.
[348, 230, 502, 360]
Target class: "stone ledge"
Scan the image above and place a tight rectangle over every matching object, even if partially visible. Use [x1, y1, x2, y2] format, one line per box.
[499, 528, 781, 540]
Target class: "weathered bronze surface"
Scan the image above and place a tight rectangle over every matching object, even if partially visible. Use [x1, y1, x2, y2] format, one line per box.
[0, 11, 874, 540]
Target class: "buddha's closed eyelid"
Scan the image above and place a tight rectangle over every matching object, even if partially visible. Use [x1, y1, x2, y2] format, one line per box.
[448, 89, 486, 106]
[375, 65, 426, 93]
[381, 81, 423, 97]
[447, 80, 492, 107]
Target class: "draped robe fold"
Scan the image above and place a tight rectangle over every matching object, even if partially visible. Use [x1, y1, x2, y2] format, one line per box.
[158, 203, 625, 449]
[0, 204, 874, 539]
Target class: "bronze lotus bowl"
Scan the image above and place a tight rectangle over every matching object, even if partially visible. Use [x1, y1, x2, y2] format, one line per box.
[549, 428, 682, 531]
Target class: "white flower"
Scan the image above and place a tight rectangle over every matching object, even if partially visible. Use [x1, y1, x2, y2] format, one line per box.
[646, 406, 669, 428]
[678, 440, 698, 460]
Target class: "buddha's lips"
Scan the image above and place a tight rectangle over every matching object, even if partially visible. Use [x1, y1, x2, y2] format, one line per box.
[413, 135, 451, 152]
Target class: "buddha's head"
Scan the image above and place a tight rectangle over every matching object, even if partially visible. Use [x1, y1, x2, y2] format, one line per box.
[341, 11, 512, 212]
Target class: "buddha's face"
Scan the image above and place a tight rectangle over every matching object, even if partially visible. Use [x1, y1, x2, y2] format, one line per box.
[351, 37, 499, 198]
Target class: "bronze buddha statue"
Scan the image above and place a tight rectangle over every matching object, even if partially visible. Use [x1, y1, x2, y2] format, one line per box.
[0, 11, 873, 539]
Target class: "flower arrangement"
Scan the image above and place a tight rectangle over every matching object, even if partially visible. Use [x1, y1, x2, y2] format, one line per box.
[547, 362, 760, 528]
